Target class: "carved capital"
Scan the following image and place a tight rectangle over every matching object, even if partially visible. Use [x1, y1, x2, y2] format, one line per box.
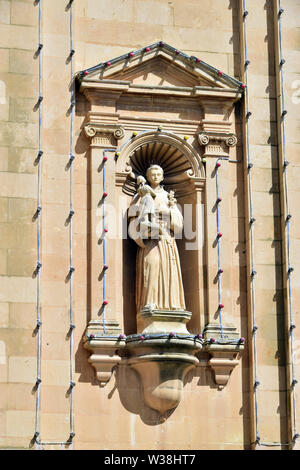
[198, 131, 237, 157]
[84, 123, 125, 147]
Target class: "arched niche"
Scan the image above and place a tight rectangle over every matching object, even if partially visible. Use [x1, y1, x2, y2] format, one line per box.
[114, 130, 205, 335]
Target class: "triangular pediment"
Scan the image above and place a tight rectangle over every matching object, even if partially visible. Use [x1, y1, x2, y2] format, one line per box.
[77, 42, 244, 93]
[106, 55, 210, 88]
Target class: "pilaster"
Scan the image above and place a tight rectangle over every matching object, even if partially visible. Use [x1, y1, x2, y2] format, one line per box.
[198, 127, 237, 325]
[198, 104, 243, 387]
[83, 122, 125, 386]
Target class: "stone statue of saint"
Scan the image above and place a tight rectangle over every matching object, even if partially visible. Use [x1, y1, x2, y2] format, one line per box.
[128, 164, 186, 313]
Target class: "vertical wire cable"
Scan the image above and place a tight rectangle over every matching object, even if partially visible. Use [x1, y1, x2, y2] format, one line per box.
[215, 159, 224, 338]
[101, 148, 117, 335]
[102, 152, 108, 334]
[241, 0, 260, 446]
[34, 0, 43, 448]
[33, 0, 76, 448]
[240, 0, 296, 448]
[68, 0, 75, 445]
[277, 0, 298, 445]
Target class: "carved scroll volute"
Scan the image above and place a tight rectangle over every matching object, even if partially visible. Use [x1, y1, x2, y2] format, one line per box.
[84, 123, 125, 148]
[198, 133, 210, 146]
[225, 134, 238, 148]
[198, 132, 237, 158]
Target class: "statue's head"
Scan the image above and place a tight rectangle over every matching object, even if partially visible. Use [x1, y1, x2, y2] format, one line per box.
[146, 164, 164, 186]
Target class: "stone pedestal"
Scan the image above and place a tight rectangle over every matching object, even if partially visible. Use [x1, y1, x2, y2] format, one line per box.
[126, 308, 202, 418]
[138, 307, 192, 335]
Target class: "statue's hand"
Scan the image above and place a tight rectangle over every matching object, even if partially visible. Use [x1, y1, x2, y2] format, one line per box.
[168, 191, 177, 207]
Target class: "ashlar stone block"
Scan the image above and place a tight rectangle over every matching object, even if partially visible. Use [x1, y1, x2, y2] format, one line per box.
[8, 356, 36, 384]
[87, 0, 134, 22]
[0, 0, 10, 25]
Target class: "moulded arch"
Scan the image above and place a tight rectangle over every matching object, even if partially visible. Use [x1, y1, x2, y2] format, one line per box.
[113, 129, 206, 336]
[116, 130, 205, 197]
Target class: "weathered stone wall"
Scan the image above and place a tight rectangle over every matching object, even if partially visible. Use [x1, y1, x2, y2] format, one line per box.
[0, 0, 299, 450]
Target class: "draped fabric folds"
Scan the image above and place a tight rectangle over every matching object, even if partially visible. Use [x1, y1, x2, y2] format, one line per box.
[128, 186, 186, 313]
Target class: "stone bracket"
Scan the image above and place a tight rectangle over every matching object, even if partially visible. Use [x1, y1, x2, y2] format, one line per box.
[207, 350, 241, 390]
[83, 337, 126, 387]
[127, 334, 202, 418]
[83, 320, 125, 387]
[83, 319, 244, 397]
[202, 322, 244, 389]
[125, 309, 202, 417]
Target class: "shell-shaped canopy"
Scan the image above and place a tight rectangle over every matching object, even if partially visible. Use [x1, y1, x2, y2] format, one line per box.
[129, 141, 191, 182]
[118, 131, 204, 197]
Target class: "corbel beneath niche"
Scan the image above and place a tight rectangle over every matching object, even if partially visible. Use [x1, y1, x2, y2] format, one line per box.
[201, 322, 244, 389]
[83, 321, 126, 387]
[198, 131, 238, 158]
[83, 322, 244, 390]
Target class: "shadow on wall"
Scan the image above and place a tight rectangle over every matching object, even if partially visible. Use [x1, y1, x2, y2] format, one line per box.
[264, 0, 288, 448]
[229, 0, 251, 450]
[229, 0, 242, 79]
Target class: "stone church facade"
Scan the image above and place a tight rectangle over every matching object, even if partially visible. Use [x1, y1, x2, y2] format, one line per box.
[0, 0, 299, 450]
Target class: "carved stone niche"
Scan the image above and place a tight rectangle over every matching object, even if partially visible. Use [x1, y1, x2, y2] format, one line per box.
[78, 42, 244, 416]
